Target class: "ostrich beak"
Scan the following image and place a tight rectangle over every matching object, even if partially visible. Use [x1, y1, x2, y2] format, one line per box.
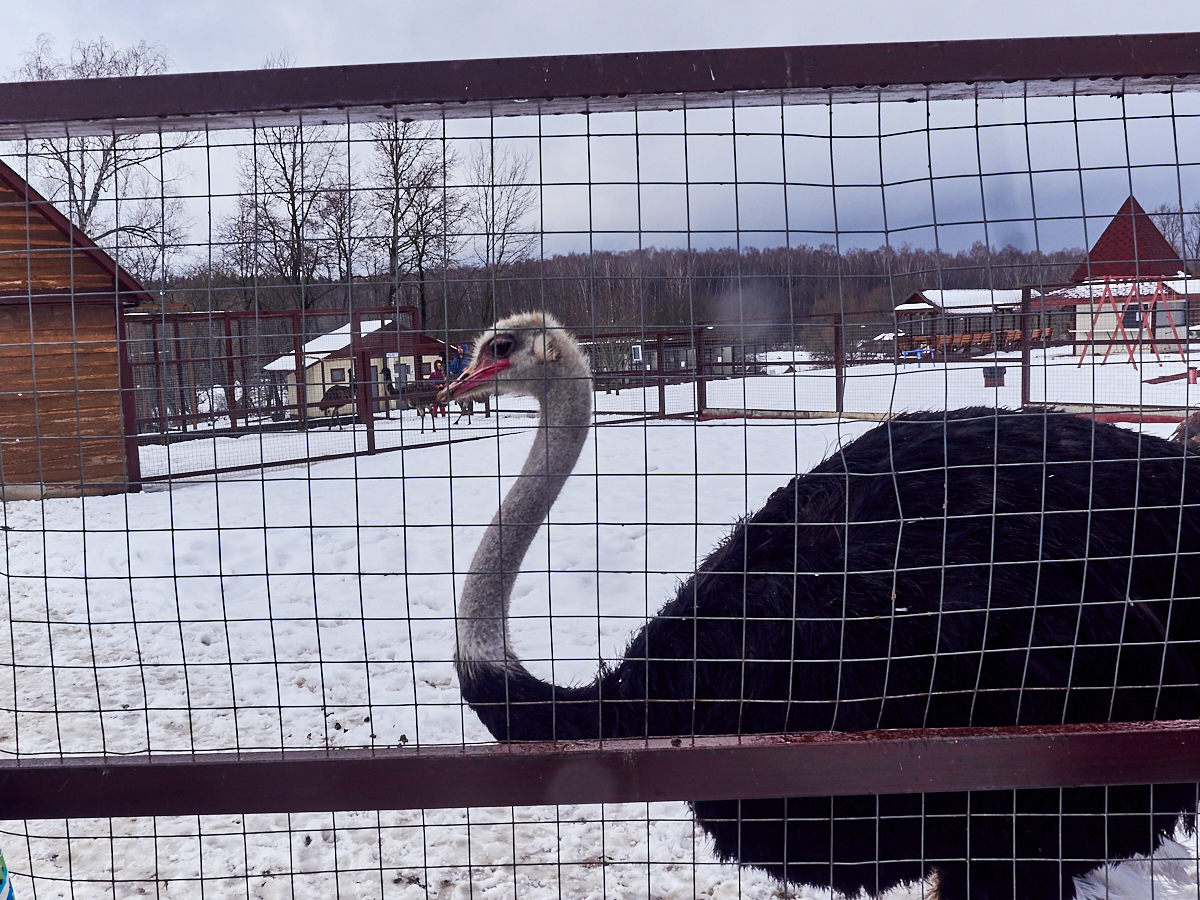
[439, 356, 510, 403]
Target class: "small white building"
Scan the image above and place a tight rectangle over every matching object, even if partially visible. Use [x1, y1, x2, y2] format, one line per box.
[263, 319, 449, 419]
[1044, 276, 1195, 355]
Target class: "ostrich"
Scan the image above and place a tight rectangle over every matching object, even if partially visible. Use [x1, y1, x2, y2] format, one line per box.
[441, 312, 1200, 900]
[452, 398, 475, 425]
[399, 382, 441, 434]
[317, 383, 354, 429]
[1173, 410, 1200, 452]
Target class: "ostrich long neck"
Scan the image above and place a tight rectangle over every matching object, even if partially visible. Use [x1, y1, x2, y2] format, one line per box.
[456, 370, 593, 676]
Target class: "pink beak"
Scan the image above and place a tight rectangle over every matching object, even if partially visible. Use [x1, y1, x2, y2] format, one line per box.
[439, 356, 510, 403]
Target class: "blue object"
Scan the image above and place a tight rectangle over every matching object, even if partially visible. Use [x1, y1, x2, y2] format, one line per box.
[1, 848, 15, 900]
[901, 347, 934, 366]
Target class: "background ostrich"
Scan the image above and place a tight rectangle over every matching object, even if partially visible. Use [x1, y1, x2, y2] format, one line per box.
[316, 383, 353, 429]
[1173, 410, 1200, 452]
[400, 381, 442, 433]
[442, 312, 1200, 900]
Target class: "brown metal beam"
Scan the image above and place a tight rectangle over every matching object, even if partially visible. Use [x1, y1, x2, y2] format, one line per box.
[2, 33, 1200, 139]
[3, 720, 1199, 820]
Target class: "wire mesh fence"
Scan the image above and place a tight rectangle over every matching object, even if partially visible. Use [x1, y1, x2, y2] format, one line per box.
[4, 33, 1200, 900]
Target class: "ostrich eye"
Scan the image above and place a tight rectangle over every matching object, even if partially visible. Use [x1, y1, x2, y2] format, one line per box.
[492, 335, 515, 359]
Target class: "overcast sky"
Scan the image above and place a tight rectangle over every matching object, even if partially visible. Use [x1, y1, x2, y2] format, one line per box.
[6, 0, 1200, 76]
[5, 0, 1200, 264]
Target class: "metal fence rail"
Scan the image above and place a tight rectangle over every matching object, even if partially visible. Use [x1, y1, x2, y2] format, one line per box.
[5, 722, 1200, 820]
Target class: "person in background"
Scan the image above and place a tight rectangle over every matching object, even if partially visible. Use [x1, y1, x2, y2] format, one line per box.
[449, 344, 475, 423]
[448, 344, 469, 380]
[428, 358, 447, 417]
[380, 366, 400, 418]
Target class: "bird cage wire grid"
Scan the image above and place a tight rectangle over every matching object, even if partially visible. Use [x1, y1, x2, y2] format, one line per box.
[4, 45, 1200, 900]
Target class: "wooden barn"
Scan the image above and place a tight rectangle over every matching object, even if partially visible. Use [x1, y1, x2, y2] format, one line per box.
[893, 288, 1070, 358]
[0, 159, 147, 499]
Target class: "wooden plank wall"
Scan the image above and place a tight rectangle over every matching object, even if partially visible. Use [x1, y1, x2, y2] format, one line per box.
[0, 302, 128, 494]
[0, 180, 116, 295]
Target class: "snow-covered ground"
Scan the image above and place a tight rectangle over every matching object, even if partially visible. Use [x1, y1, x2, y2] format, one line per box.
[724, 346, 1200, 415]
[3, 353, 1199, 898]
[139, 386, 698, 480]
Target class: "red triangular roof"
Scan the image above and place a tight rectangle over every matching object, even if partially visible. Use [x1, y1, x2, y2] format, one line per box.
[1071, 196, 1187, 282]
[0, 157, 153, 305]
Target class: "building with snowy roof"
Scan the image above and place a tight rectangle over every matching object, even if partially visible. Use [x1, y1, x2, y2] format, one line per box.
[896, 197, 1197, 360]
[1039, 197, 1197, 357]
[262, 314, 450, 421]
[893, 288, 1062, 356]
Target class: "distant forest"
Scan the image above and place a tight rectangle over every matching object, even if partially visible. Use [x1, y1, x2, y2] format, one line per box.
[167, 240, 1087, 331]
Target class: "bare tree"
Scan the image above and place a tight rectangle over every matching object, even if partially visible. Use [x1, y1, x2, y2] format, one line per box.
[403, 148, 466, 329]
[222, 52, 345, 309]
[214, 193, 265, 310]
[369, 121, 429, 305]
[318, 180, 369, 299]
[366, 121, 465, 326]
[8, 35, 193, 283]
[1151, 201, 1200, 272]
[467, 145, 537, 325]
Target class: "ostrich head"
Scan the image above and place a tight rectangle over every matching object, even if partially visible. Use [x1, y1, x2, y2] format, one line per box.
[440, 312, 590, 406]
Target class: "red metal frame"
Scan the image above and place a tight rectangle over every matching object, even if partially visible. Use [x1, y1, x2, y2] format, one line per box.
[4, 31, 1200, 838]
[3, 721, 1199, 820]
[2, 34, 1200, 139]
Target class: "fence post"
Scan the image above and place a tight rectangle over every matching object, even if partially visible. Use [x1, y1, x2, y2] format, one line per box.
[352, 311, 376, 454]
[833, 313, 845, 415]
[182, 320, 200, 432]
[694, 327, 707, 416]
[224, 315, 238, 432]
[116, 309, 143, 492]
[150, 319, 170, 439]
[236, 317, 250, 426]
[1021, 286, 1032, 408]
[657, 332, 667, 418]
[171, 319, 187, 431]
[150, 321, 171, 441]
[293, 312, 308, 427]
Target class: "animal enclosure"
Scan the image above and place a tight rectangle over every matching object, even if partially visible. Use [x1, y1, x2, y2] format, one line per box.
[4, 32, 1200, 900]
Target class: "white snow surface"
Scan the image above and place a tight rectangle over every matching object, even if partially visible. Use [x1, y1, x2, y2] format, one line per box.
[733, 347, 1200, 412]
[144, 347, 1200, 480]
[3, 351, 1200, 898]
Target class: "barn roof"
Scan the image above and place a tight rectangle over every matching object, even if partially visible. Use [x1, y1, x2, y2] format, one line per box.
[1041, 274, 1199, 304]
[0, 158, 155, 306]
[896, 289, 1027, 316]
[1070, 196, 1187, 282]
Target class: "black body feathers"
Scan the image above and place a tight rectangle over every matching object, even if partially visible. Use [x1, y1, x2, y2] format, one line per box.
[459, 408, 1200, 900]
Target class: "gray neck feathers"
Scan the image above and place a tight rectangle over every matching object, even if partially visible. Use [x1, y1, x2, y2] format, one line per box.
[455, 367, 593, 678]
